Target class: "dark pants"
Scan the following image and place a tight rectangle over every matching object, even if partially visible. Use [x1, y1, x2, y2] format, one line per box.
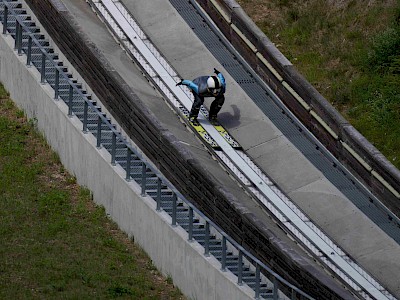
[189, 92, 225, 119]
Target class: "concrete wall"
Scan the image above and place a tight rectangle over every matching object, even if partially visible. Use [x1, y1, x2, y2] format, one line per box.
[0, 24, 256, 300]
[9, 0, 353, 298]
[196, 0, 400, 216]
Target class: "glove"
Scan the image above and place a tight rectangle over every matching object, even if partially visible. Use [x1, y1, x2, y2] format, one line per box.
[176, 79, 183, 86]
[214, 68, 220, 75]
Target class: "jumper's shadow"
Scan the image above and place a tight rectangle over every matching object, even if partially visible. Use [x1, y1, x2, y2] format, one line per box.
[218, 104, 241, 129]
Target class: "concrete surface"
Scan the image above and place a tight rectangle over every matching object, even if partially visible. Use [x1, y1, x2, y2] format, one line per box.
[58, 0, 400, 297]
[56, 0, 312, 254]
[4, 0, 400, 297]
[130, 0, 400, 296]
[0, 25, 257, 300]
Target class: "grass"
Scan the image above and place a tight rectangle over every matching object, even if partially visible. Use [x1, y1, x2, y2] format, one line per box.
[237, 0, 400, 169]
[0, 89, 185, 299]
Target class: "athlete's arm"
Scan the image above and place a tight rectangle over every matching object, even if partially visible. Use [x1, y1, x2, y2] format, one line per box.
[182, 80, 199, 94]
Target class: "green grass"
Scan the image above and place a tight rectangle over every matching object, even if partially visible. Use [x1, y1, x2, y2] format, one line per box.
[238, 0, 400, 169]
[0, 90, 185, 299]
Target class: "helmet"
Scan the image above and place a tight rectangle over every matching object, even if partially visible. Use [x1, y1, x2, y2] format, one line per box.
[207, 76, 222, 95]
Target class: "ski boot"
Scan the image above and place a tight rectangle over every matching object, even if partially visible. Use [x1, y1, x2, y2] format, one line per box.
[189, 115, 200, 126]
[209, 115, 219, 126]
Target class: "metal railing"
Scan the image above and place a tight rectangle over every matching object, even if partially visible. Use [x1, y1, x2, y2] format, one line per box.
[0, 1, 314, 299]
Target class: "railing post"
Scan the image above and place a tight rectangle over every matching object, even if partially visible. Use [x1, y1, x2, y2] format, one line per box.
[204, 221, 210, 256]
[83, 100, 88, 133]
[172, 193, 177, 227]
[141, 163, 146, 196]
[3, 6, 8, 35]
[40, 52, 46, 83]
[255, 263, 260, 300]
[96, 115, 102, 148]
[188, 207, 193, 242]
[17, 23, 22, 55]
[14, 20, 19, 50]
[221, 236, 226, 271]
[54, 68, 59, 99]
[68, 85, 73, 116]
[156, 178, 161, 211]
[26, 36, 32, 66]
[111, 132, 116, 165]
[273, 277, 278, 300]
[238, 250, 243, 286]
[125, 148, 131, 181]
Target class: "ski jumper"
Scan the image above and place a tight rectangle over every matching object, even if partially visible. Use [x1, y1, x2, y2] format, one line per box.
[181, 72, 226, 120]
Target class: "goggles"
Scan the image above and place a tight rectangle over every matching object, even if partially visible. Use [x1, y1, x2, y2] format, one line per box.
[210, 88, 221, 95]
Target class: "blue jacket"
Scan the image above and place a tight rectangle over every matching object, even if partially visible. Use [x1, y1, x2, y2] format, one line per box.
[182, 73, 226, 97]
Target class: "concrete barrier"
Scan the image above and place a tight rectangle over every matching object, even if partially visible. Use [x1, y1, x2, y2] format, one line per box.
[0, 23, 257, 300]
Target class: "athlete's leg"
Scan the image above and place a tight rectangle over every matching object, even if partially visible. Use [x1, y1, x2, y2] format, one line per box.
[209, 94, 225, 119]
[189, 92, 204, 119]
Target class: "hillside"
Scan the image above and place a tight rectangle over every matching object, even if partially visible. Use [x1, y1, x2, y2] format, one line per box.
[0, 90, 185, 299]
[237, 0, 400, 169]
